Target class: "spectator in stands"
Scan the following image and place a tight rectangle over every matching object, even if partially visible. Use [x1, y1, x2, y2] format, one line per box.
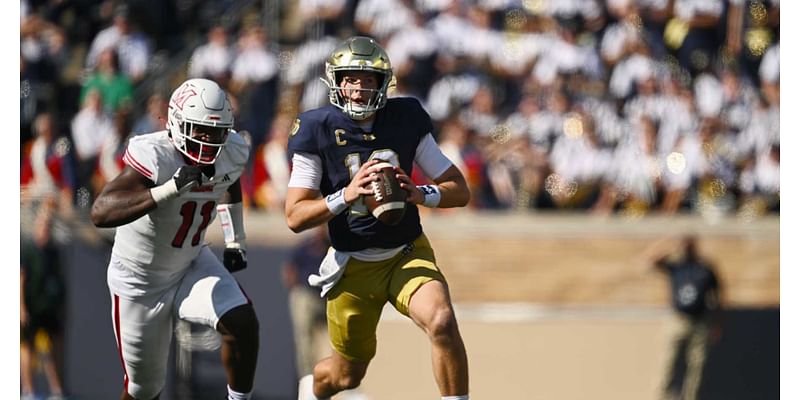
[425, 54, 484, 122]
[355, 0, 415, 41]
[20, 12, 69, 143]
[608, 115, 662, 215]
[80, 48, 133, 113]
[298, 0, 350, 38]
[472, 91, 543, 210]
[284, 35, 339, 112]
[85, 4, 151, 82]
[602, 0, 648, 67]
[737, 141, 779, 216]
[230, 24, 280, 148]
[548, 111, 614, 211]
[459, 84, 501, 139]
[21, 112, 77, 207]
[637, 0, 672, 60]
[18, 0, 779, 219]
[188, 24, 234, 88]
[230, 25, 279, 94]
[70, 88, 115, 204]
[252, 112, 293, 211]
[717, 66, 759, 143]
[95, 107, 132, 192]
[384, 8, 438, 100]
[531, 20, 603, 89]
[20, 12, 69, 85]
[726, 0, 779, 82]
[647, 235, 723, 400]
[131, 93, 168, 135]
[664, 0, 725, 76]
[759, 42, 779, 107]
[437, 118, 487, 209]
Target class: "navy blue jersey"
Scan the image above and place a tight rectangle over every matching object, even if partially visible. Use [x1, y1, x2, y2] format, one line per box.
[288, 97, 433, 251]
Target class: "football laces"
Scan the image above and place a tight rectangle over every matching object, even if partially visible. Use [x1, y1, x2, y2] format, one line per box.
[371, 178, 384, 202]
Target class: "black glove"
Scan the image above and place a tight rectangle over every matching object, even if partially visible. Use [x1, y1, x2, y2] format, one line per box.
[223, 245, 247, 272]
[173, 165, 204, 194]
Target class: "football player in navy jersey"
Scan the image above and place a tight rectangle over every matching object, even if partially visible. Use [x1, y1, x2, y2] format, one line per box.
[285, 36, 471, 400]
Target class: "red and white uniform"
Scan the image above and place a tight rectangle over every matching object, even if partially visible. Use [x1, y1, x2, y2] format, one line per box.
[107, 130, 249, 399]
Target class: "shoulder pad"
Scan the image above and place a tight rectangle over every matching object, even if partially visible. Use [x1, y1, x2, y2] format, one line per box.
[123, 132, 169, 183]
[225, 131, 251, 167]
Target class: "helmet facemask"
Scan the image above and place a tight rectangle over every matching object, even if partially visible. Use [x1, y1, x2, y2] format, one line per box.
[167, 79, 234, 165]
[175, 122, 230, 165]
[326, 69, 390, 120]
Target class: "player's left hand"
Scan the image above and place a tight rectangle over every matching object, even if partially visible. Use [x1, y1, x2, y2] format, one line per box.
[394, 167, 424, 205]
[223, 243, 247, 272]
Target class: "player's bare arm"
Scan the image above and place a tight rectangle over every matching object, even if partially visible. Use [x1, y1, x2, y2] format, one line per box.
[396, 164, 470, 208]
[285, 159, 381, 233]
[90, 166, 158, 228]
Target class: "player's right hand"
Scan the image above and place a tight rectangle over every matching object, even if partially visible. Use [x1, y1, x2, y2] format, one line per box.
[173, 165, 204, 194]
[344, 159, 381, 203]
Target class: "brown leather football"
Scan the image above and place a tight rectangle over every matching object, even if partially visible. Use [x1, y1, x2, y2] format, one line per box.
[363, 160, 406, 225]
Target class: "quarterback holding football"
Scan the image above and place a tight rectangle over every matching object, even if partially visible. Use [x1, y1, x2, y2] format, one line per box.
[90, 79, 259, 400]
[284, 36, 471, 400]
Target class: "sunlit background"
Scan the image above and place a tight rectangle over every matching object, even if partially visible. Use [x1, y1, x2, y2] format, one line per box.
[19, 0, 779, 399]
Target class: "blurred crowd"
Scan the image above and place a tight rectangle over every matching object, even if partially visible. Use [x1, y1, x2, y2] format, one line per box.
[16, 1, 781, 397]
[21, 0, 780, 221]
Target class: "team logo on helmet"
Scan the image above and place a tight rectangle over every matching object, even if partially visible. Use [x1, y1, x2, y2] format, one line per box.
[170, 86, 198, 110]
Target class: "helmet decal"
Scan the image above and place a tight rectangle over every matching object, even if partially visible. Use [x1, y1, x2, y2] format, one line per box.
[167, 79, 234, 165]
[170, 86, 198, 110]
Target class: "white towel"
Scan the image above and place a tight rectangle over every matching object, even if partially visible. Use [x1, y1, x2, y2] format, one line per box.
[308, 247, 351, 298]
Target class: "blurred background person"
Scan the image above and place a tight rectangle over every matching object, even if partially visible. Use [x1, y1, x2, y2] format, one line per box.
[188, 24, 234, 88]
[85, 4, 151, 83]
[647, 235, 723, 400]
[20, 195, 67, 400]
[79, 48, 133, 114]
[281, 225, 330, 381]
[94, 107, 132, 194]
[21, 112, 77, 209]
[230, 24, 280, 149]
[70, 88, 115, 206]
[436, 118, 487, 209]
[131, 92, 167, 135]
[251, 112, 293, 212]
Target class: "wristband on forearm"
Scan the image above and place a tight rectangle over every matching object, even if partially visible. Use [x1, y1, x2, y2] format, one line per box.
[217, 202, 246, 244]
[325, 188, 349, 215]
[417, 185, 441, 208]
[150, 180, 179, 205]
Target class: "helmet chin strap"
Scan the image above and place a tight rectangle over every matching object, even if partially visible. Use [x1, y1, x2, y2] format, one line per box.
[345, 102, 374, 120]
[343, 88, 382, 120]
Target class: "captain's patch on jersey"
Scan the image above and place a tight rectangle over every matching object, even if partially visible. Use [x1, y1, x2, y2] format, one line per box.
[290, 119, 300, 136]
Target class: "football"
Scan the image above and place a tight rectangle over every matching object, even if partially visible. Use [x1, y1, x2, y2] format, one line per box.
[363, 160, 406, 225]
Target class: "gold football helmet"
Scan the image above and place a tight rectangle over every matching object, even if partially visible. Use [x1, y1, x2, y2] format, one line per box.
[324, 36, 393, 120]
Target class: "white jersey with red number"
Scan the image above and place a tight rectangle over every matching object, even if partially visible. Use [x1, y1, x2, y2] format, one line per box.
[109, 130, 249, 298]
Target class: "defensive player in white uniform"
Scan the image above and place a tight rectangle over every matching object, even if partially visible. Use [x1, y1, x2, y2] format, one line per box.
[91, 79, 259, 400]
